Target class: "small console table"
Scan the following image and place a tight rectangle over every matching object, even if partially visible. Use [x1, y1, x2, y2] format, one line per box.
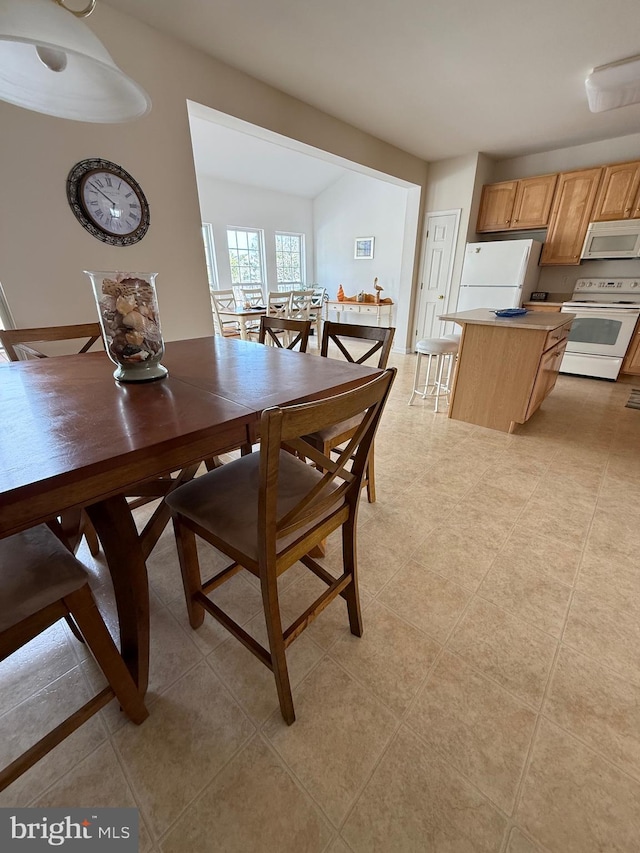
[323, 300, 394, 335]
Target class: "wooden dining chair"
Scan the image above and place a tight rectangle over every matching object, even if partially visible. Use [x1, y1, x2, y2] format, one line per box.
[166, 368, 396, 724]
[210, 289, 241, 338]
[258, 315, 312, 352]
[288, 289, 315, 323]
[237, 285, 265, 308]
[267, 290, 292, 321]
[0, 323, 102, 361]
[0, 323, 105, 556]
[0, 524, 148, 791]
[309, 286, 326, 343]
[236, 286, 264, 336]
[306, 321, 396, 503]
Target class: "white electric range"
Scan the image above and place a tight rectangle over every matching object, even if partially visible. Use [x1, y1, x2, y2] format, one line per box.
[560, 278, 640, 380]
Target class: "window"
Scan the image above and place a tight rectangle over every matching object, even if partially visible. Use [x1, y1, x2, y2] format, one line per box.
[201, 224, 218, 289]
[226, 228, 264, 286]
[275, 232, 304, 291]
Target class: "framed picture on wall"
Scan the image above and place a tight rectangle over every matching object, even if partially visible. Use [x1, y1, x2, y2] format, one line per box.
[354, 237, 375, 259]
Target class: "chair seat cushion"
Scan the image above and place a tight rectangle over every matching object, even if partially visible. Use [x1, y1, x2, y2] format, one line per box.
[0, 525, 88, 633]
[166, 450, 343, 564]
[415, 338, 459, 355]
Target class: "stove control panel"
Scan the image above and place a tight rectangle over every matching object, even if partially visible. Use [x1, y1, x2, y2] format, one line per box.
[575, 278, 640, 293]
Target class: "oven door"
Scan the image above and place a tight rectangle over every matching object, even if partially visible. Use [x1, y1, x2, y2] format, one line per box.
[561, 307, 639, 357]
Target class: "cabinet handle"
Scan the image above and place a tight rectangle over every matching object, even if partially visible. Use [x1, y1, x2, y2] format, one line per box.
[514, 219, 519, 223]
[505, 219, 510, 224]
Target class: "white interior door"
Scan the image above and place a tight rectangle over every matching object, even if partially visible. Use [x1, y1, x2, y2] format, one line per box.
[413, 210, 460, 347]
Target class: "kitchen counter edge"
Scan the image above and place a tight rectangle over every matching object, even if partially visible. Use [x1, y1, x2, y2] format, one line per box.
[439, 308, 575, 331]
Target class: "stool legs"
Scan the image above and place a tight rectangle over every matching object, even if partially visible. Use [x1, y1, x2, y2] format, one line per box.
[408, 351, 454, 411]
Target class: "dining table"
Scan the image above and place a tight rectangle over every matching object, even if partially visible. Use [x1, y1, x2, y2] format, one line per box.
[0, 335, 380, 694]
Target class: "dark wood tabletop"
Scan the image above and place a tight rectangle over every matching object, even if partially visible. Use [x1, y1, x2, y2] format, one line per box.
[0, 336, 379, 692]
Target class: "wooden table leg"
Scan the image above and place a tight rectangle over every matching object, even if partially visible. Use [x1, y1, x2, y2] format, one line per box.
[85, 496, 150, 694]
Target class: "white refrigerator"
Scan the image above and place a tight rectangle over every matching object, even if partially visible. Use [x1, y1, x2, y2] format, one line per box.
[456, 239, 543, 312]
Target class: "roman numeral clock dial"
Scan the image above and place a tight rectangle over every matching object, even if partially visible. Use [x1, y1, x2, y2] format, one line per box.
[66, 158, 150, 246]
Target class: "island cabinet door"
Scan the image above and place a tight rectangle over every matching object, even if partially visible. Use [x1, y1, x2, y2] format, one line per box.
[525, 340, 567, 419]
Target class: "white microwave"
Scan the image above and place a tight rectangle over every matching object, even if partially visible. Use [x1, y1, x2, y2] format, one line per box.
[581, 220, 640, 259]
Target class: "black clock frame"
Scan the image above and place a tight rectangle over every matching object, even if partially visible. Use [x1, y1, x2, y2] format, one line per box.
[66, 158, 150, 247]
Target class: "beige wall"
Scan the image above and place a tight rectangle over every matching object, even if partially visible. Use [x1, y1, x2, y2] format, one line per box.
[423, 153, 480, 314]
[491, 132, 640, 182]
[0, 5, 427, 340]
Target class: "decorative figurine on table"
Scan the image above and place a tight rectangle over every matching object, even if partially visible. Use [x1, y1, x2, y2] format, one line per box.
[335, 278, 393, 304]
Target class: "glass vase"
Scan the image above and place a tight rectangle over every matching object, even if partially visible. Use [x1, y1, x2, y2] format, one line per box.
[85, 270, 168, 383]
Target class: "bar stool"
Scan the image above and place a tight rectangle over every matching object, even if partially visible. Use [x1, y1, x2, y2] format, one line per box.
[408, 337, 459, 411]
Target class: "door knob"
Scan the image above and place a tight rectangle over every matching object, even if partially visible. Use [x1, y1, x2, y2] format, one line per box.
[438, 295, 444, 300]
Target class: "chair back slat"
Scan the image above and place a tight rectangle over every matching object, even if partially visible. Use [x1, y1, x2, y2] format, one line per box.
[288, 289, 315, 322]
[320, 321, 395, 368]
[237, 286, 265, 308]
[0, 323, 103, 361]
[267, 291, 292, 320]
[258, 316, 311, 352]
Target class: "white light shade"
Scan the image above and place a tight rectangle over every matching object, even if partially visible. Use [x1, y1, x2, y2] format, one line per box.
[0, 0, 151, 122]
[585, 56, 640, 113]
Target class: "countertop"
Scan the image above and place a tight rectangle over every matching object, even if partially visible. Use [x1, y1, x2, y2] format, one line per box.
[439, 308, 575, 331]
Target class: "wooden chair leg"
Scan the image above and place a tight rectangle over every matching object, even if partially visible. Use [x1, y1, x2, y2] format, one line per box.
[260, 570, 295, 725]
[81, 512, 100, 556]
[172, 517, 206, 628]
[342, 517, 363, 637]
[66, 586, 148, 725]
[65, 614, 86, 644]
[365, 441, 376, 503]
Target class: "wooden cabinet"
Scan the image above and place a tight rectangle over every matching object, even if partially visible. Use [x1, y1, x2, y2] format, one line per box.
[540, 168, 603, 266]
[621, 318, 640, 375]
[525, 339, 567, 420]
[476, 181, 517, 231]
[591, 161, 640, 221]
[511, 174, 558, 229]
[477, 174, 556, 232]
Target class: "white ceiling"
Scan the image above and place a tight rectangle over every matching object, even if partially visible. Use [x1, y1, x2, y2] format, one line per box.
[188, 111, 354, 198]
[104, 0, 640, 163]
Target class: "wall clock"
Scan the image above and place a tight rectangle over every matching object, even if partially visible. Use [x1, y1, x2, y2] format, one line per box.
[66, 158, 150, 246]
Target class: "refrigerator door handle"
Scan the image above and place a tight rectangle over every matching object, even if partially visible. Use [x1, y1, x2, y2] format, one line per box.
[516, 246, 530, 285]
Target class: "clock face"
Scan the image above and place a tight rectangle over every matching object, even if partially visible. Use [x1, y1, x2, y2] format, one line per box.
[67, 158, 150, 246]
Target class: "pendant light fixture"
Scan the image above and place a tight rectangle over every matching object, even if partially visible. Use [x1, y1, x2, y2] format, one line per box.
[0, 0, 151, 122]
[585, 55, 640, 113]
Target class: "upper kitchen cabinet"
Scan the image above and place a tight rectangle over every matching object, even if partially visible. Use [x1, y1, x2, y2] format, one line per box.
[540, 168, 603, 266]
[476, 174, 557, 232]
[476, 181, 517, 231]
[590, 160, 640, 221]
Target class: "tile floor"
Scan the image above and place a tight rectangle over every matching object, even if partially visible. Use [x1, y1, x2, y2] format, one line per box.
[2, 348, 640, 852]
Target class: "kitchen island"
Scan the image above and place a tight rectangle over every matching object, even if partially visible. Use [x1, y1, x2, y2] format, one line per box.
[439, 308, 575, 433]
